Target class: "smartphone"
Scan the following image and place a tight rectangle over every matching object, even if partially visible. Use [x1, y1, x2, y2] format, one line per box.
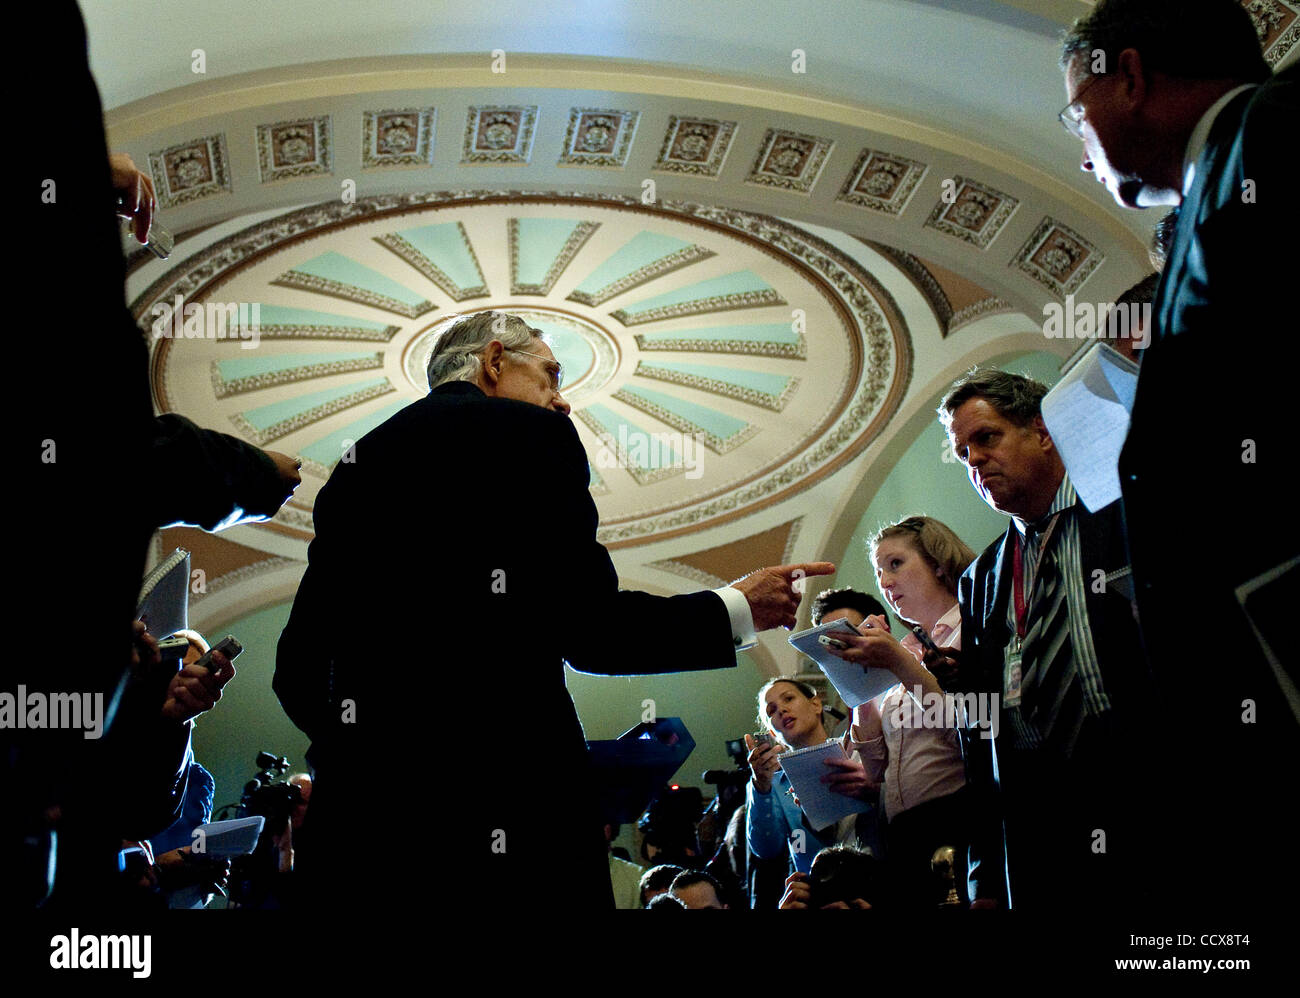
[910, 625, 941, 656]
[194, 635, 243, 672]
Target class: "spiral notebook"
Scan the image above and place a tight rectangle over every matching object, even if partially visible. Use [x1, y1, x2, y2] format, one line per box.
[788, 618, 899, 708]
[777, 739, 871, 829]
[136, 548, 191, 640]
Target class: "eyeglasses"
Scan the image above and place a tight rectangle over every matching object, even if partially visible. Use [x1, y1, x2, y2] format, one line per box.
[506, 348, 564, 392]
[1058, 73, 1106, 137]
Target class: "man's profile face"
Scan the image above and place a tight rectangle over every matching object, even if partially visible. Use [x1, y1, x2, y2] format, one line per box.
[673, 882, 725, 909]
[496, 334, 571, 415]
[1065, 55, 1149, 209]
[947, 397, 1055, 519]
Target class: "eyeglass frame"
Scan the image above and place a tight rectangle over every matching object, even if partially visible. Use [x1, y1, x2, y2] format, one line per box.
[1058, 72, 1107, 137]
[505, 348, 565, 393]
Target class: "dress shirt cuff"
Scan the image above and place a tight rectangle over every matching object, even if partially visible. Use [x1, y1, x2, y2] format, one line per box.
[713, 586, 757, 651]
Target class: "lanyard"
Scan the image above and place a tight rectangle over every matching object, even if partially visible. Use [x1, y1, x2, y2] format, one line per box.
[1011, 513, 1061, 640]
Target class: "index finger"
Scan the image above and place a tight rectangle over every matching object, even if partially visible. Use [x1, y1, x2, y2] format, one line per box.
[771, 562, 836, 579]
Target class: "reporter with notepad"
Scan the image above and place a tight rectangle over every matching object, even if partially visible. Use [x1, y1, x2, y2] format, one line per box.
[821, 517, 977, 908]
[743, 678, 870, 891]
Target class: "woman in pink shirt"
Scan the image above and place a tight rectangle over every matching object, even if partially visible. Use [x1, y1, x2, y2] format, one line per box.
[823, 516, 977, 909]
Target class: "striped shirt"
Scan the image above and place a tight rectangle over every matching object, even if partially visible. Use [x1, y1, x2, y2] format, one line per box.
[1002, 473, 1111, 755]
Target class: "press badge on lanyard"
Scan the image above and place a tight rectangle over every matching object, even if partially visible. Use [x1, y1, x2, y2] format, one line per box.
[1004, 639, 1024, 708]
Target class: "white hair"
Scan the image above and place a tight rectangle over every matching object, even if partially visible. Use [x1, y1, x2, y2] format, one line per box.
[424, 311, 542, 390]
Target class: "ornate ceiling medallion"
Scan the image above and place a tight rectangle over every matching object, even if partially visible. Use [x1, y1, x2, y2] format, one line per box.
[134, 191, 909, 549]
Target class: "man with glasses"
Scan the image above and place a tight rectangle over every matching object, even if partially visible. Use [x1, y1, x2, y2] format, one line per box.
[274, 310, 833, 914]
[1057, 0, 1298, 912]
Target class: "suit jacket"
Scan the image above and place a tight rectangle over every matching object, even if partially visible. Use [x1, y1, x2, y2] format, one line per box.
[1119, 68, 1298, 911]
[956, 499, 1156, 908]
[274, 381, 738, 909]
[1122, 65, 1300, 670]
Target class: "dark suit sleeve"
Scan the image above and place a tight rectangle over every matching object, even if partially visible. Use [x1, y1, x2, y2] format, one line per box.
[956, 565, 1011, 907]
[273, 556, 338, 745]
[530, 408, 738, 677]
[150, 413, 287, 531]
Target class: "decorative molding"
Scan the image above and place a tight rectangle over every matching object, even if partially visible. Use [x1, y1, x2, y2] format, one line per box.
[1246, 0, 1299, 65]
[248, 322, 401, 343]
[745, 128, 833, 193]
[229, 381, 396, 445]
[653, 116, 737, 177]
[269, 504, 317, 533]
[148, 134, 230, 209]
[612, 287, 786, 326]
[575, 410, 690, 486]
[507, 218, 600, 295]
[189, 555, 302, 603]
[781, 516, 804, 563]
[299, 457, 335, 482]
[566, 244, 715, 306]
[557, 108, 640, 168]
[1011, 216, 1102, 299]
[948, 296, 1016, 333]
[837, 148, 927, 215]
[611, 387, 759, 454]
[462, 105, 538, 164]
[647, 558, 728, 589]
[374, 225, 489, 300]
[595, 199, 904, 545]
[868, 241, 954, 330]
[633, 361, 799, 411]
[210, 354, 383, 398]
[923, 177, 1019, 249]
[634, 331, 808, 359]
[256, 116, 332, 182]
[270, 270, 435, 318]
[361, 108, 436, 168]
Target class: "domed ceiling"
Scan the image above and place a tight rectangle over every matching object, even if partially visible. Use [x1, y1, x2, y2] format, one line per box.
[101, 0, 1296, 665]
[142, 193, 908, 549]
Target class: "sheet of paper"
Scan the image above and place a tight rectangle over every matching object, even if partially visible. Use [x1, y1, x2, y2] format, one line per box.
[190, 816, 265, 858]
[788, 619, 898, 708]
[1041, 342, 1139, 512]
[777, 739, 870, 830]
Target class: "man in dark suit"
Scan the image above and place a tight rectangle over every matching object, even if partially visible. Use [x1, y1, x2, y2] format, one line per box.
[1059, 0, 1298, 910]
[937, 369, 1157, 911]
[274, 310, 832, 912]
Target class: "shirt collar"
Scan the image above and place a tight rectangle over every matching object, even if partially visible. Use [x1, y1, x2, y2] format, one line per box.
[1182, 84, 1257, 195]
[1013, 472, 1076, 538]
[899, 603, 961, 660]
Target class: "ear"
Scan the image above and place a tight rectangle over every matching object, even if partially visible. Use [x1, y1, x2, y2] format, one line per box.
[1031, 414, 1055, 453]
[481, 340, 507, 389]
[1116, 47, 1148, 109]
